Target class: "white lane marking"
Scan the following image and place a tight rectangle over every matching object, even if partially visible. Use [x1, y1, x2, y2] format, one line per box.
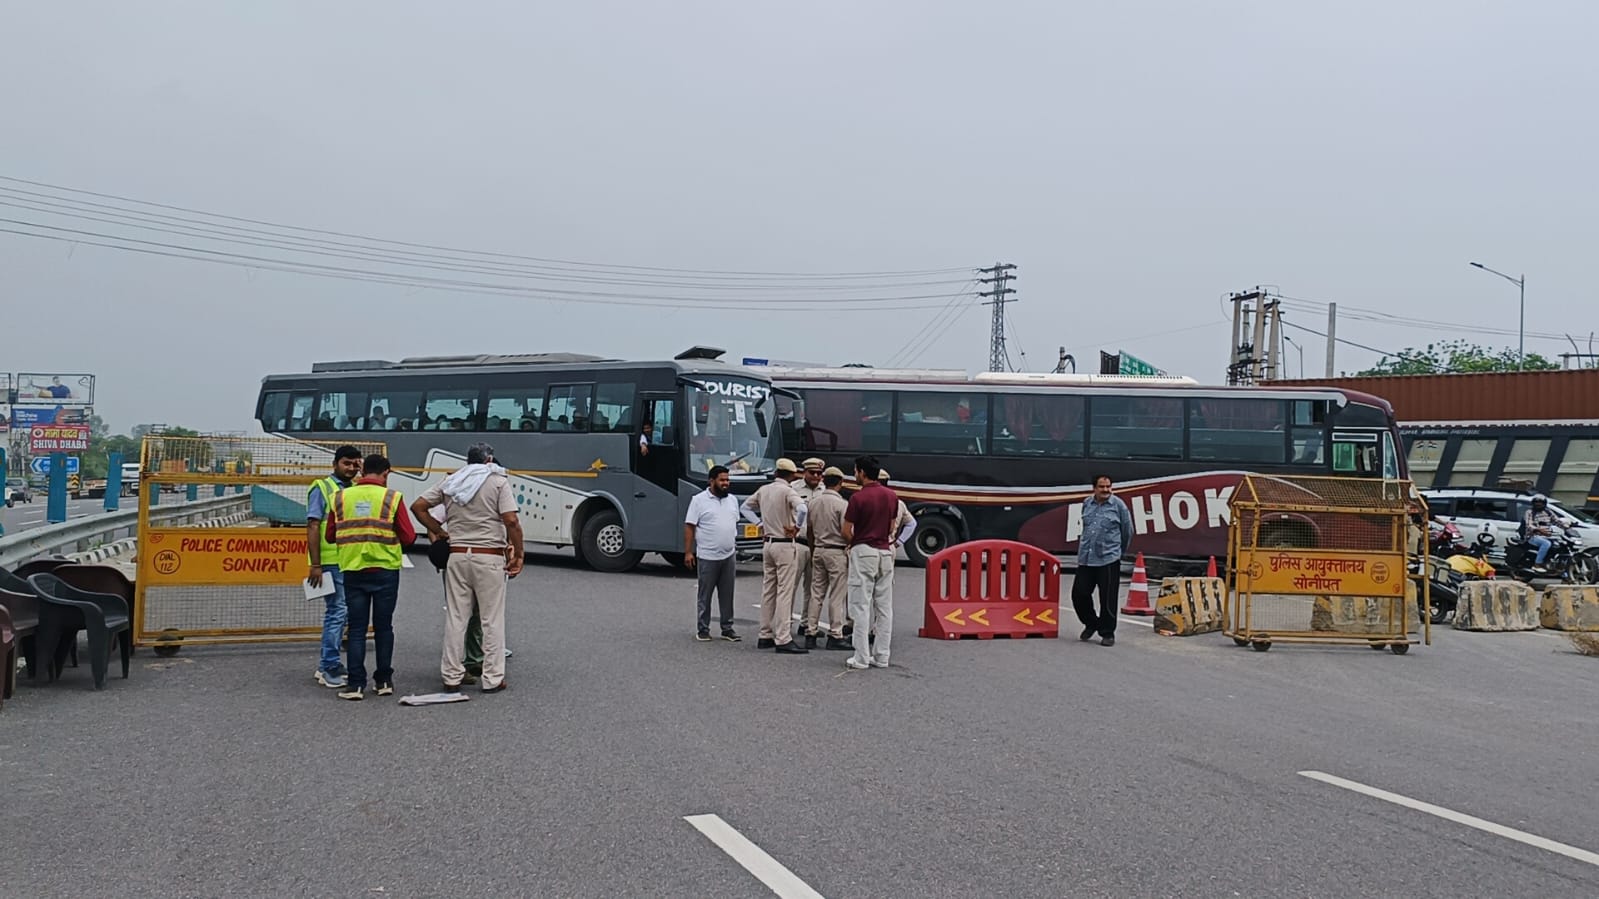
[1119, 615, 1154, 628]
[1299, 770, 1599, 869]
[684, 814, 825, 899]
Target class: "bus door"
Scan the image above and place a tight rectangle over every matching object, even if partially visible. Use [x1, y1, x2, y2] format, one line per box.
[630, 394, 680, 547]
[1331, 430, 1400, 479]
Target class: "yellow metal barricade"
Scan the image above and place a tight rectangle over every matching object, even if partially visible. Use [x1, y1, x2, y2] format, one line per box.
[133, 434, 387, 654]
[1225, 475, 1430, 654]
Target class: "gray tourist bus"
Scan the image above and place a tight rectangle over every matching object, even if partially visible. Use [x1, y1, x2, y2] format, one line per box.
[254, 347, 782, 572]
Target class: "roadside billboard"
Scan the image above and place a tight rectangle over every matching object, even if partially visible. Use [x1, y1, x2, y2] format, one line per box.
[30, 423, 91, 453]
[15, 372, 95, 406]
[11, 405, 91, 427]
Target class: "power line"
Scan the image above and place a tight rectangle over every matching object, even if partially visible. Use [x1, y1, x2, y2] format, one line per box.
[0, 189, 976, 293]
[0, 225, 964, 312]
[0, 174, 973, 280]
[1282, 320, 1406, 359]
[884, 281, 977, 367]
[1273, 292, 1571, 343]
[0, 219, 977, 308]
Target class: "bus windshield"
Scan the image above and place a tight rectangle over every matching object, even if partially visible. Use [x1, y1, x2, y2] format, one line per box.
[685, 380, 782, 477]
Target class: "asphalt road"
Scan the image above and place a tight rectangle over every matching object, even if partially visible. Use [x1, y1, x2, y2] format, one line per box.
[0, 494, 115, 534]
[2, 551, 1596, 898]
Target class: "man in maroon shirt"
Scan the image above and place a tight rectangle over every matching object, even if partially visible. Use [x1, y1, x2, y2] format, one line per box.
[842, 455, 898, 670]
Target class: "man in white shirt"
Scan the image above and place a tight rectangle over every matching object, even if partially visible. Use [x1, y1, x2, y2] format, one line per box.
[684, 465, 742, 642]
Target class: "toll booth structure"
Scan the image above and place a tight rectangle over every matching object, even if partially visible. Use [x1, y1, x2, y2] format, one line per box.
[133, 435, 386, 654]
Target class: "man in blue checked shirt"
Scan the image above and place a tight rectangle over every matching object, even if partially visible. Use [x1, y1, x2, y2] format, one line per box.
[1072, 474, 1134, 647]
[305, 445, 364, 688]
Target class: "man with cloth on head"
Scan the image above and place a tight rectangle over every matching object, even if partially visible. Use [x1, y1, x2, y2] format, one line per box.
[412, 442, 524, 694]
[742, 458, 809, 654]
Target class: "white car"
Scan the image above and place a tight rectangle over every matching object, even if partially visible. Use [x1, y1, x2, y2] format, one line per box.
[1421, 488, 1599, 563]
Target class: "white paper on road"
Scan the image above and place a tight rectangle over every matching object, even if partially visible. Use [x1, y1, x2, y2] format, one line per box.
[303, 572, 335, 601]
[399, 692, 471, 706]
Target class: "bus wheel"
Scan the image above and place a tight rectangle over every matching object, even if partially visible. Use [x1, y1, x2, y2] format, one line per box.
[905, 515, 959, 567]
[660, 552, 690, 571]
[579, 508, 643, 573]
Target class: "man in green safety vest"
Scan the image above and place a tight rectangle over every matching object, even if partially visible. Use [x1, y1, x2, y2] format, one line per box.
[306, 445, 363, 690]
[325, 454, 416, 701]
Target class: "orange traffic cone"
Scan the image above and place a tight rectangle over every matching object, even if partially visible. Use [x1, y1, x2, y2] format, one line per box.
[1121, 552, 1154, 615]
[1206, 555, 1218, 578]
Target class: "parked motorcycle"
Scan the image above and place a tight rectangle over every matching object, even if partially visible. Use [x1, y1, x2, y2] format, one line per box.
[1503, 527, 1599, 585]
[1424, 530, 1497, 624]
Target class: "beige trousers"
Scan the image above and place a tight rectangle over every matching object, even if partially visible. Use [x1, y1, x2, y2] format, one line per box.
[808, 547, 849, 638]
[758, 541, 801, 644]
[442, 552, 507, 688]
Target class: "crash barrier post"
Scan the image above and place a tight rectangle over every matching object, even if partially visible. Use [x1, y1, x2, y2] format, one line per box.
[134, 435, 387, 655]
[1225, 475, 1426, 654]
[919, 539, 1060, 639]
[1452, 580, 1541, 631]
[1539, 585, 1599, 632]
[1153, 577, 1227, 636]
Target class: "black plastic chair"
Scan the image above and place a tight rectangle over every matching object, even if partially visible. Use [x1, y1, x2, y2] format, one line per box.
[27, 573, 131, 689]
[0, 568, 48, 678]
[1, 605, 15, 706]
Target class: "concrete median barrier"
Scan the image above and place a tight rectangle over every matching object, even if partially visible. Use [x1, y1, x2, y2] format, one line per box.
[1153, 577, 1226, 636]
[1454, 580, 1540, 631]
[1539, 585, 1599, 632]
[1311, 581, 1422, 633]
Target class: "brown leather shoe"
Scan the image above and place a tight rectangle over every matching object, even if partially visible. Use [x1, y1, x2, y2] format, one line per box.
[482, 681, 508, 693]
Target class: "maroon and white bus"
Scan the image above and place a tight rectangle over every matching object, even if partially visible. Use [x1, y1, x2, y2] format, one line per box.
[768, 368, 1407, 576]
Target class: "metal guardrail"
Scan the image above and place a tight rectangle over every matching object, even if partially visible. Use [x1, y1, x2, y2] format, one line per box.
[0, 494, 252, 570]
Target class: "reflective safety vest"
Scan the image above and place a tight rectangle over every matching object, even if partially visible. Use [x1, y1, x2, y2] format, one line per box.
[310, 476, 345, 566]
[332, 483, 405, 571]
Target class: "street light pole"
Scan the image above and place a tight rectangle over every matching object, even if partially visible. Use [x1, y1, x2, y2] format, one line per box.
[1470, 261, 1526, 370]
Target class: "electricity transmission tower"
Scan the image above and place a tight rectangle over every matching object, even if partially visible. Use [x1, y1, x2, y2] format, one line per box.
[978, 263, 1017, 372]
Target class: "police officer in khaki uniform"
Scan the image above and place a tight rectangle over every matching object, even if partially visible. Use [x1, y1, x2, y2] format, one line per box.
[792, 457, 826, 638]
[879, 469, 918, 550]
[804, 466, 853, 650]
[742, 458, 809, 654]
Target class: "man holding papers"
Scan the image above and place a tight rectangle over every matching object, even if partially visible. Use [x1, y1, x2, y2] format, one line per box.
[305, 445, 363, 690]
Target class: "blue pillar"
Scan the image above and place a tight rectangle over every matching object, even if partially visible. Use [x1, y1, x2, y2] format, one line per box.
[105, 452, 123, 512]
[214, 460, 226, 498]
[186, 461, 198, 503]
[0, 447, 7, 536]
[47, 452, 68, 523]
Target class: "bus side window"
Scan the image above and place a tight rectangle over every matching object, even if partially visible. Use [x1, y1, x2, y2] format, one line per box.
[422, 390, 480, 432]
[545, 384, 594, 433]
[488, 388, 542, 433]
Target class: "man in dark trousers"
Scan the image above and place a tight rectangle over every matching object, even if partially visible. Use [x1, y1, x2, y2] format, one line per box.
[1072, 475, 1133, 647]
[326, 454, 416, 699]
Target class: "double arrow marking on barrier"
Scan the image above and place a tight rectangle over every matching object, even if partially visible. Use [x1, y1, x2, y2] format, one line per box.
[1012, 608, 1057, 626]
[943, 608, 990, 627]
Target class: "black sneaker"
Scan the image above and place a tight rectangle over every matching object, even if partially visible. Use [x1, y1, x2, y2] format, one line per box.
[804, 634, 818, 650]
[1100, 635, 1115, 647]
[721, 629, 742, 642]
[1080, 626, 1097, 642]
[375, 681, 394, 696]
[774, 641, 809, 654]
[695, 632, 713, 642]
[825, 636, 853, 651]
[757, 638, 776, 649]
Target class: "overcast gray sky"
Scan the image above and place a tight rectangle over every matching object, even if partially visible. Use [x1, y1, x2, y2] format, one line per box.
[3, 1, 1594, 433]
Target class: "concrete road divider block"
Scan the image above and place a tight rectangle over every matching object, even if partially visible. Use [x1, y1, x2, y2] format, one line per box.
[1310, 580, 1420, 633]
[1454, 580, 1540, 631]
[1153, 577, 1226, 636]
[1540, 585, 1599, 632]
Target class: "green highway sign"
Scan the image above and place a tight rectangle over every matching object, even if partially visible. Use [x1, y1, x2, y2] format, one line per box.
[1116, 350, 1166, 377]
